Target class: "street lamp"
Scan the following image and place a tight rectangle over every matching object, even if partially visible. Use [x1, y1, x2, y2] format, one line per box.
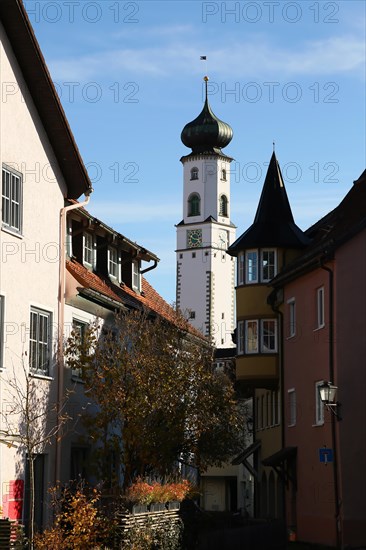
[319, 381, 342, 420]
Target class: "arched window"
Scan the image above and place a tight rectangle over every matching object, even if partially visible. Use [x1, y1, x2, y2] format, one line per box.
[221, 168, 227, 181]
[190, 167, 199, 180]
[188, 193, 200, 216]
[219, 195, 228, 217]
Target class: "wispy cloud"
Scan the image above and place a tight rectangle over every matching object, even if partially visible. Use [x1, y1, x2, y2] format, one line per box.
[49, 35, 365, 81]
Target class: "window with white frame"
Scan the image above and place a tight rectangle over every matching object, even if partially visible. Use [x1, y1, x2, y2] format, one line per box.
[0, 295, 4, 369]
[316, 287, 325, 328]
[245, 320, 258, 353]
[315, 381, 325, 425]
[132, 260, 141, 292]
[2, 165, 22, 233]
[261, 319, 277, 353]
[108, 247, 119, 279]
[238, 253, 245, 285]
[29, 308, 52, 375]
[245, 250, 258, 283]
[221, 168, 227, 181]
[237, 320, 245, 354]
[261, 249, 277, 282]
[287, 298, 296, 338]
[83, 233, 94, 267]
[288, 389, 296, 426]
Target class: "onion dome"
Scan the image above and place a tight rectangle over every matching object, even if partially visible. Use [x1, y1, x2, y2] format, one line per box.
[181, 77, 233, 155]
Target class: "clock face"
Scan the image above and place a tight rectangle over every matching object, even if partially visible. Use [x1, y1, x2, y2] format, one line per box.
[187, 229, 202, 248]
[218, 230, 228, 248]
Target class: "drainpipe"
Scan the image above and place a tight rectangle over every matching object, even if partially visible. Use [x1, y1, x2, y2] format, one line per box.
[320, 262, 341, 550]
[55, 191, 92, 484]
[270, 297, 286, 519]
[140, 259, 158, 275]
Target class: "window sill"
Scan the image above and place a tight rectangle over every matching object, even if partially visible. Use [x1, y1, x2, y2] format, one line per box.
[288, 423, 296, 428]
[287, 334, 296, 340]
[312, 422, 324, 428]
[30, 372, 53, 381]
[313, 325, 325, 332]
[1, 225, 23, 239]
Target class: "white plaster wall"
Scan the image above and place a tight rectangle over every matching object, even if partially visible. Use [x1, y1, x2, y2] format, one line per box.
[182, 156, 232, 223]
[0, 22, 68, 520]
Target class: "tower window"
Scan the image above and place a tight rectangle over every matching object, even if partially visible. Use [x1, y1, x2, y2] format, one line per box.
[190, 167, 199, 180]
[221, 168, 227, 181]
[261, 249, 277, 282]
[219, 195, 228, 217]
[188, 193, 201, 216]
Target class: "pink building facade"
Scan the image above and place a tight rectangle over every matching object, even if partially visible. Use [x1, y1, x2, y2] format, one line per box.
[273, 170, 366, 548]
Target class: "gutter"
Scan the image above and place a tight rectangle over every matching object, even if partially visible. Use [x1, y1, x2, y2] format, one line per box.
[55, 192, 92, 484]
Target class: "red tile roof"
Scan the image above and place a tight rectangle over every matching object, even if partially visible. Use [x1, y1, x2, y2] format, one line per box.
[66, 259, 205, 339]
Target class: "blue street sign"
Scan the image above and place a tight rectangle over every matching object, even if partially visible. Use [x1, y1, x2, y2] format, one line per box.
[319, 448, 333, 463]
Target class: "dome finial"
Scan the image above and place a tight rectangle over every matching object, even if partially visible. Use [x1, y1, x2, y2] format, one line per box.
[203, 75, 209, 102]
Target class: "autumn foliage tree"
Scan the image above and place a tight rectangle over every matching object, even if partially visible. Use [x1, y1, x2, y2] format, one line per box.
[66, 310, 245, 488]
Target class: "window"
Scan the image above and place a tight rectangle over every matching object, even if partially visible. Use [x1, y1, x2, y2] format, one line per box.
[189, 311, 196, 319]
[317, 287, 325, 328]
[132, 260, 141, 292]
[2, 165, 22, 233]
[29, 308, 52, 375]
[108, 247, 119, 279]
[245, 320, 258, 353]
[287, 298, 296, 338]
[71, 319, 87, 378]
[245, 250, 258, 283]
[261, 319, 277, 353]
[265, 392, 270, 428]
[315, 381, 325, 425]
[288, 389, 296, 426]
[237, 253, 245, 285]
[188, 193, 200, 216]
[219, 195, 228, 217]
[0, 295, 4, 369]
[240, 319, 277, 355]
[237, 320, 245, 354]
[83, 233, 94, 267]
[221, 168, 227, 181]
[190, 167, 198, 180]
[261, 249, 276, 282]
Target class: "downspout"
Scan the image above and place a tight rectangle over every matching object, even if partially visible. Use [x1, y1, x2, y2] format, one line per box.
[270, 297, 286, 519]
[55, 191, 92, 484]
[320, 262, 342, 550]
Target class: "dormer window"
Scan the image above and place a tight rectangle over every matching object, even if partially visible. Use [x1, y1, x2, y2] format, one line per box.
[190, 167, 199, 180]
[108, 247, 119, 280]
[83, 233, 95, 267]
[219, 194, 228, 217]
[221, 168, 227, 181]
[132, 260, 141, 292]
[188, 193, 201, 216]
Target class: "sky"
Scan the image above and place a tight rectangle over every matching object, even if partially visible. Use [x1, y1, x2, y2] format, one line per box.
[25, 0, 365, 304]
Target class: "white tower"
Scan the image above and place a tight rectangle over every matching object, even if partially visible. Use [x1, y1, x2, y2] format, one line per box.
[176, 77, 236, 348]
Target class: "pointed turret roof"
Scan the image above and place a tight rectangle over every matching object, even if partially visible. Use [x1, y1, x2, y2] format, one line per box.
[228, 152, 309, 254]
[181, 77, 233, 156]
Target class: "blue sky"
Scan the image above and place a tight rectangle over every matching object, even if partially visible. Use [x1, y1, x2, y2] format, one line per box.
[26, 0, 365, 304]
